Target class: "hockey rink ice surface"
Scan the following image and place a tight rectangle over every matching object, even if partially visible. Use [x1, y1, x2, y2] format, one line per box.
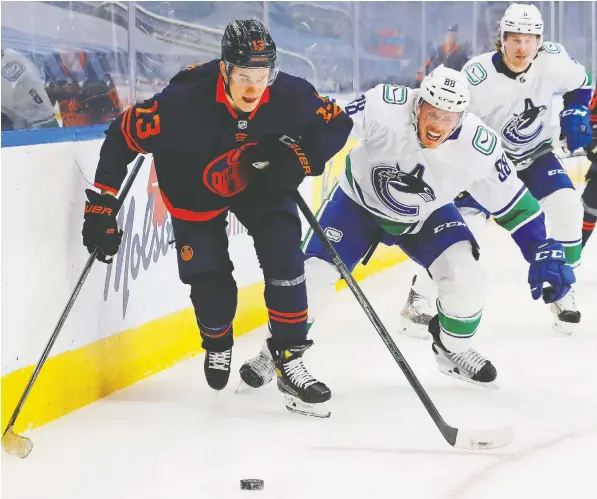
[2, 222, 596, 499]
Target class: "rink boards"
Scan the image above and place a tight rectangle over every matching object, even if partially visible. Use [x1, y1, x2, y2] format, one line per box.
[0, 121, 590, 434]
[0, 133, 411, 433]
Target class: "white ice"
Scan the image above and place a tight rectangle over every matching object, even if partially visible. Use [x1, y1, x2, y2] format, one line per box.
[2, 222, 596, 499]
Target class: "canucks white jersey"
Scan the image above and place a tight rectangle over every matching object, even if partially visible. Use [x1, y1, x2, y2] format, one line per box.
[337, 84, 541, 237]
[1, 48, 58, 130]
[462, 42, 590, 168]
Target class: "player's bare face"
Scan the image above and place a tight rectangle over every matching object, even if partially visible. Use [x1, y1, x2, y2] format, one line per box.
[503, 33, 540, 72]
[417, 102, 460, 149]
[225, 65, 270, 113]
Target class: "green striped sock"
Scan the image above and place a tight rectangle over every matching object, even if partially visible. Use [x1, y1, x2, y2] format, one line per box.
[437, 300, 482, 339]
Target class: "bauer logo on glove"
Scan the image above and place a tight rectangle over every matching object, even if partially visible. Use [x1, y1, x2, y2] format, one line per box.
[82, 189, 123, 263]
[240, 134, 317, 192]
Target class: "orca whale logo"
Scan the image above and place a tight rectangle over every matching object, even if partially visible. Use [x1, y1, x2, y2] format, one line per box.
[371, 163, 435, 217]
[501, 98, 547, 146]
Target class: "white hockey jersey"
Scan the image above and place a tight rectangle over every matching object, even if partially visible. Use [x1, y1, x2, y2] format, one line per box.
[462, 42, 590, 167]
[1, 48, 58, 130]
[336, 84, 545, 259]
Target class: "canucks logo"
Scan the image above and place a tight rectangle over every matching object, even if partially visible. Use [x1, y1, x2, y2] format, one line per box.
[371, 163, 435, 217]
[501, 98, 547, 146]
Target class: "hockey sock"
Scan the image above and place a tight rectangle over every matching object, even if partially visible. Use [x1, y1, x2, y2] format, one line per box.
[561, 240, 583, 268]
[436, 300, 483, 353]
[265, 273, 308, 347]
[582, 213, 596, 248]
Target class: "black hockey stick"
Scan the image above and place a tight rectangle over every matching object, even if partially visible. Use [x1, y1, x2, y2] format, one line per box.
[2, 155, 146, 459]
[293, 190, 513, 450]
[510, 142, 554, 167]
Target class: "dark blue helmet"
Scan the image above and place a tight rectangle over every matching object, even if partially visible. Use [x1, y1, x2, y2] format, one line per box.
[221, 20, 278, 86]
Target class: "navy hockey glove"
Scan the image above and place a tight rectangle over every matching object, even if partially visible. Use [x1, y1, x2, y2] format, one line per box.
[82, 189, 122, 263]
[560, 105, 592, 152]
[528, 239, 575, 303]
[241, 134, 313, 192]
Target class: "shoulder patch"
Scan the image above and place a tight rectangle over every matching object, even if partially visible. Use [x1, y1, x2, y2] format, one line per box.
[472, 125, 497, 156]
[1, 60, 26, 82]
[382, 85, 407, 104]
[463, 63, 487, 86]
[542, 42, 561, 54]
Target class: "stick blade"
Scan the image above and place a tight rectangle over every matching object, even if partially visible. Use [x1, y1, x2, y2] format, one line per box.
[452, 425, 514, 450]
[2, 427, 33, 458]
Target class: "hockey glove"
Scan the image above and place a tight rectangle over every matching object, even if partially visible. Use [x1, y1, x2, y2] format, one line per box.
[528, 239, 575, 303]
[560, 105, 592, 152]
[82, 189, 122, 263]
[240, 134, 313, 192]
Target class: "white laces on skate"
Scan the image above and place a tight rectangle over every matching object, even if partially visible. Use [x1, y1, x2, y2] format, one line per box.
[208, 350, 231, 371]
[554, 288, 577, 312]
[248, 352, 274, 375]
[284, 358, 317, 389]
[403, 289, 434, 322]
[449, 348, 487, 374]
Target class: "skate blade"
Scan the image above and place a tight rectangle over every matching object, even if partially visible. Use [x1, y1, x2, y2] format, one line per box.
[552, 319, 578, 336]
[439, 368, 499, 390]
[397, 316, 431, 340]
[235, 379, 254, 394]
[284, 395, 330, 418]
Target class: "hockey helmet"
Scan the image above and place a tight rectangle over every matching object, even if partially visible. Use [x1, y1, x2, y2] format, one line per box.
[221, 20, 279, 86]
[418, 65, 471, 113]
[499, 3, 544, 55]
[414, 65, 471, 145]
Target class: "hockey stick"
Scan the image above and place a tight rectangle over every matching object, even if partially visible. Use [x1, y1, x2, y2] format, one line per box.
[293, 190, 513, 450]
[1, 155, 146, 459]
[510, 142, 554, 167]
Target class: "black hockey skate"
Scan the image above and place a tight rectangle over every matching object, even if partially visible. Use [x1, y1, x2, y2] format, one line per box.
[268, 339, 331, 418]
[204, 347, 232, 391]
[429, 315, 498, 389]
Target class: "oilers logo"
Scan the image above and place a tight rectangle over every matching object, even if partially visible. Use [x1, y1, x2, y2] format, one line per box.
[501, 98, 547, 146]
[203, 143, 256, 197]
[371, 163, 435, 217]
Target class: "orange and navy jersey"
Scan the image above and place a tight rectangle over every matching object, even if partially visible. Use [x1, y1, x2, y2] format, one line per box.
[586, 86, 597, 162]
[95, 59, 352, 221]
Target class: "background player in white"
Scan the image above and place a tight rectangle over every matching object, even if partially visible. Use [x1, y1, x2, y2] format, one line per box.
[1, 48, 59, 130]
[400, 3, 592, 338]
[238, 66, 575, 390]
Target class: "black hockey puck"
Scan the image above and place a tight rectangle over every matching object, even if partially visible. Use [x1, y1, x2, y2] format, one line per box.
[240, 479, 264, 491]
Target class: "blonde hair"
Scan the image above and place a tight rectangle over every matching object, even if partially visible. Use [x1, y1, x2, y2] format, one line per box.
[495, 32, 541, 52]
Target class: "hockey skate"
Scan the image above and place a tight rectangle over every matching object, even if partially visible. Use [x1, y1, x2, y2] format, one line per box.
[204, 347, 232, 390]
[550, 287, 581, 336]
[236, 344, 275, 393]
[398, 287, 434, 339]
[429, 316, 498, 389]
[268, 339, 331, 418]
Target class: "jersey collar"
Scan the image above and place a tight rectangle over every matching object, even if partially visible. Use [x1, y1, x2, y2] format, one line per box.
[216, 74, 271, 120]
[491, 52, 532, 80]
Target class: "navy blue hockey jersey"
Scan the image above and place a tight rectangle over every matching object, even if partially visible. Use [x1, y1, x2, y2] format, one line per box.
[94, 60, 353, 221]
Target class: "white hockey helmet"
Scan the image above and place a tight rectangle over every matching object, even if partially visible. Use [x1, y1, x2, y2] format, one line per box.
[414, 65, 471, 146]
[499, 3, 544, 55]
[418, 65, 471, 113]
